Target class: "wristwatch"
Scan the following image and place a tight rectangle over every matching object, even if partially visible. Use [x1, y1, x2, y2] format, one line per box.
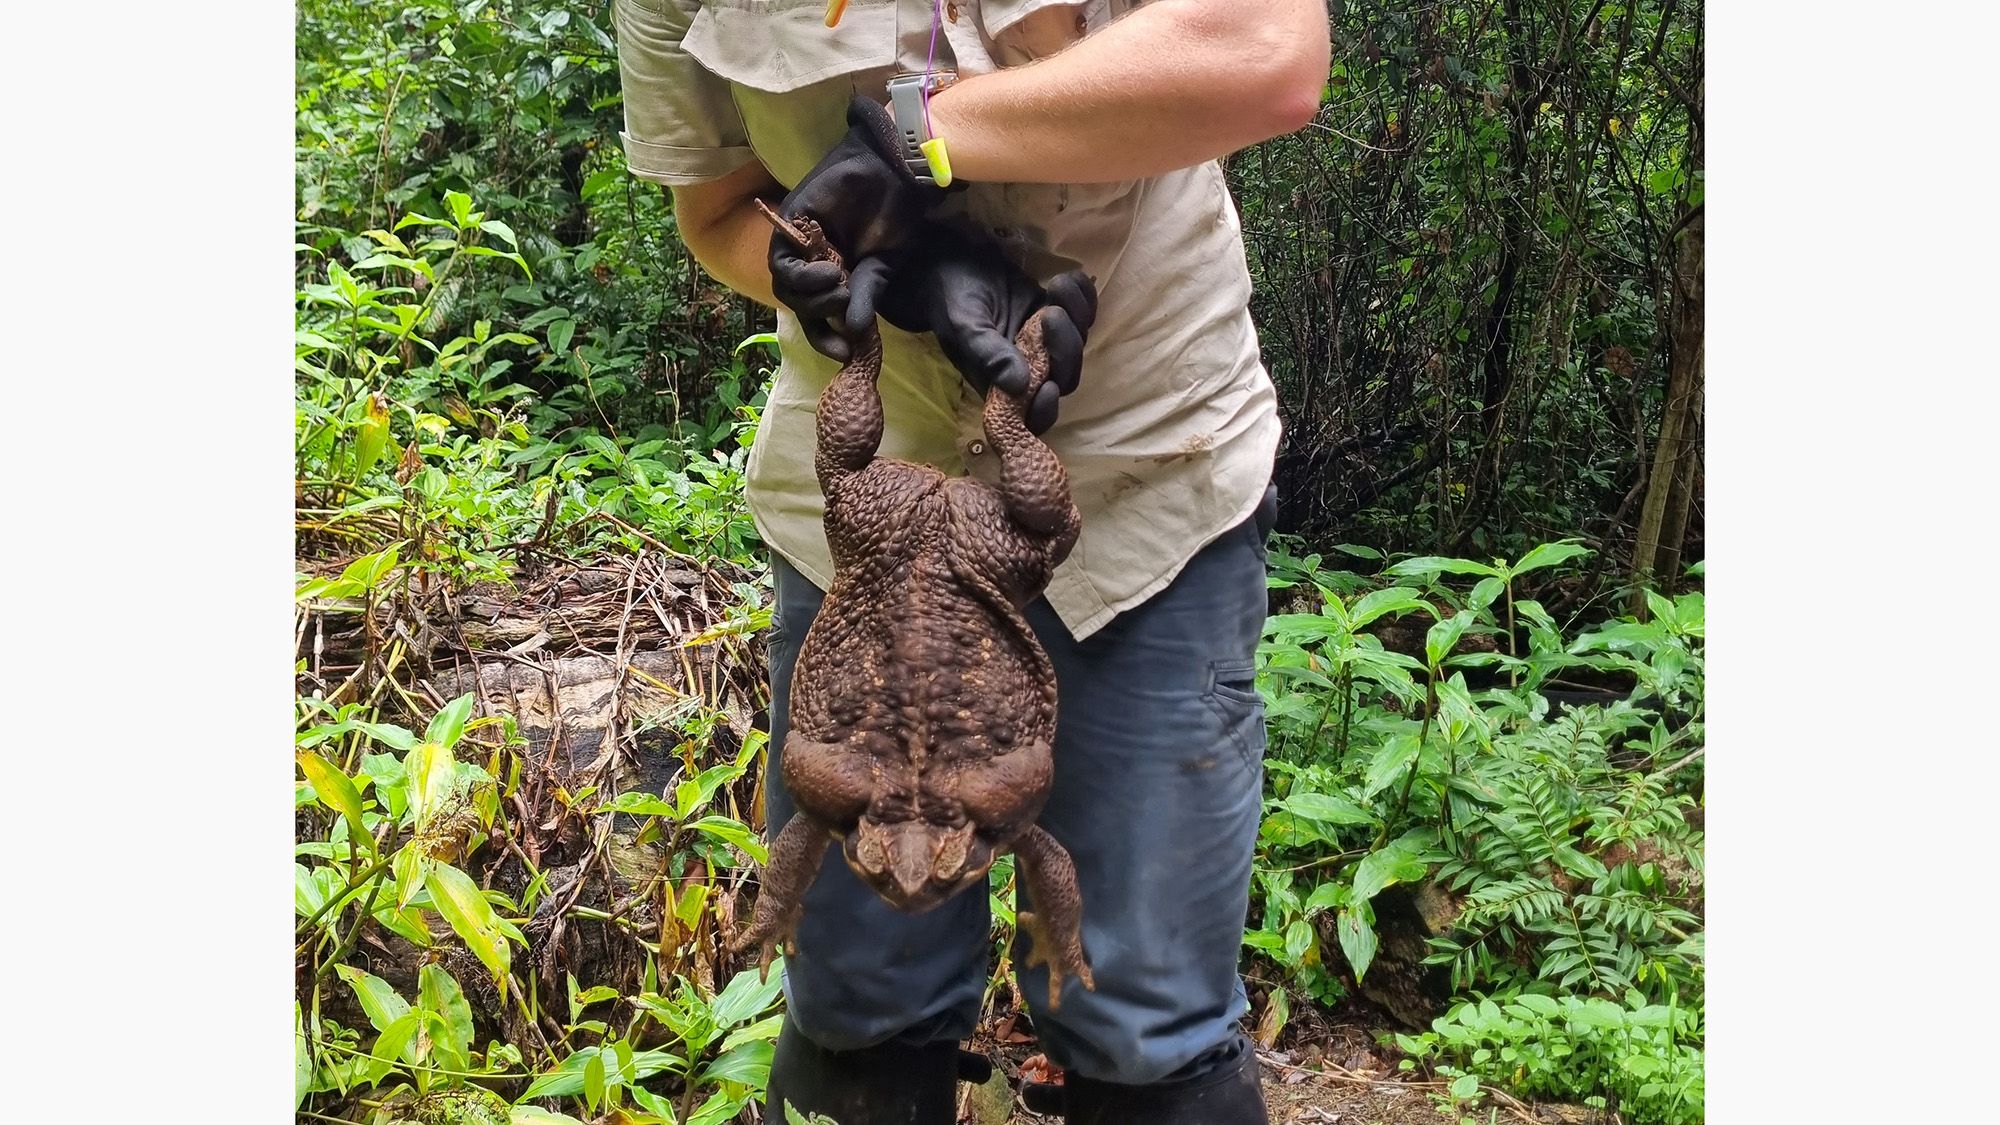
[886, 72, 956, 184]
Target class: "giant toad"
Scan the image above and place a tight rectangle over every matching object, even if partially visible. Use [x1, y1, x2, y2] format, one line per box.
[731, 206, 1095, 1010]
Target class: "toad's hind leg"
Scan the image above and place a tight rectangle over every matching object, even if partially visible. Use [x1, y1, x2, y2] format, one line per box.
[729, 814, 832, 978]
[982, 311, 1081, 561]
[1013, 824, 1095, 1012]
[815, 328, 886, 491]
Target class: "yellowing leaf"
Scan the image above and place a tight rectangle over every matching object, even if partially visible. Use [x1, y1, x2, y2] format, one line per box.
[405, 741, 457, 831]
[297, 753, 373, 853]
[352, 393, 392, 479]
[426, 862, 512, 989]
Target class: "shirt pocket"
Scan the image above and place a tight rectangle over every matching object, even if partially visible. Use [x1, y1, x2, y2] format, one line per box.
[683, 0, 900, 186]
[980, 0, 1140, 63]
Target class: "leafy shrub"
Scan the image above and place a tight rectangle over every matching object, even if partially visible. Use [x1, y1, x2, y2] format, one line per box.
[1244, 540, 1703, 1111]
[1397, 992, 1704, 1125]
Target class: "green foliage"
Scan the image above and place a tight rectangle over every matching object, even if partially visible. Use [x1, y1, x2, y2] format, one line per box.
[296, 187, 770, 584]
[298, 0, 769, 449]
[1245, 539, 1702, 1112]
[1398, 993, 1704, 1125]
[296, 685, 785, 1122]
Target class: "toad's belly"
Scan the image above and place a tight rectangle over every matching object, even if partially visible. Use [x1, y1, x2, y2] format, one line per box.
[788, 488, 1057, 831]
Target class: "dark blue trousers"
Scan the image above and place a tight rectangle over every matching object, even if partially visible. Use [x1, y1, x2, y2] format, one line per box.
[761, 513, 1269, 1086]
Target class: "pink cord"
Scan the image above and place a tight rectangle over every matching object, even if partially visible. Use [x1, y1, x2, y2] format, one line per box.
[922, 0, 942, 133]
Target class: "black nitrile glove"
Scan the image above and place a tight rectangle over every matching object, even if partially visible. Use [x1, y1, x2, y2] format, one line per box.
[771, 96, 946, 361]
[844, 227, 1098, 435]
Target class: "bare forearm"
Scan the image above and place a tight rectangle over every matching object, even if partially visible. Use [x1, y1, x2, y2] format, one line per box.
[669, 161, 784, 308]
[927, 0, 1330, 184]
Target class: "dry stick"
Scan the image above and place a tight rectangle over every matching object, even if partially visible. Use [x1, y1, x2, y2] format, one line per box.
[753, 198, 813, 250]
[1254, 1051, 1541, 1125]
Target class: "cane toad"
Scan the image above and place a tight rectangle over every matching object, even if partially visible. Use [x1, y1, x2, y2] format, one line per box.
[730, 206, 1095, 1010]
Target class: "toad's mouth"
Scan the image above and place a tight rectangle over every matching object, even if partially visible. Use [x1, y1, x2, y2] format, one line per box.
[842, 815, 997, 913]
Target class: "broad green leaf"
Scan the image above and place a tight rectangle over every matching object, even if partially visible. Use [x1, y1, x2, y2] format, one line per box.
[1336, 908, 1378, 981]
[1348, 586, 1428, 629]
[1301, 880, 1346, 915]
[696, 1039, 775, 1087]
[710, 965, 786, 1029]
[340, 545, 402, 591]
[1283, 917, 1314, 962]
[297, 753, 373, 853]
[419, 964, 474, 1068]
[1362, 734, 1422, 798]
[1351, 829, 1436, 902]
[1449, 1073, 1481, 1099]
[1265, 611, 1351, 642]
[1242, 930, 1287, 956]
[1512, 540, 1592, 575]
[1468, 574, 1507, 612]
[628, 1084, 682, 1123]
[1426, 609, 1476, 667]
[425, 693, 476, 749]
[425, 863, 512, 985]
[393, 841, 429, 910]
[1385, 555, 1500, 579]
[1672, 591, 1705, 636]
[687, 816, 769, 863]
[335, 965, 411, 1033]
[372, 1010, 421, 1071]
[444, 189, 475, 228]
[356, 722, 419, 751]
[522, 1046, 685, 1100]
[373, 901, 434, 947]
[603, 791, 679, 817]
[1278, 792, 1376, 826]
[1643, 588, 1678, 629]
[688, 1088, 750, 1125]
[719, 1012, 787, 1054]
[295, 863, 333, 915]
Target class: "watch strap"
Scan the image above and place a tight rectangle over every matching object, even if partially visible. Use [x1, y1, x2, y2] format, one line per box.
[886, 74, 939, 183]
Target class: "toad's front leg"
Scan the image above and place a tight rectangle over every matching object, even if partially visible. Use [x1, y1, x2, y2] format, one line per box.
[729, 813, 832, 978]
[1013, 824, 1095, 1012]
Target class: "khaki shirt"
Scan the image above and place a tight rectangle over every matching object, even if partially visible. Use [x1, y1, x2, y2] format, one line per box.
[615, 0, 1282, 639]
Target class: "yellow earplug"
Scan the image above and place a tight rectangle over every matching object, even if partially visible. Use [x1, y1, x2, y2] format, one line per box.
[824, 0, 848, 27]
[920, 137, 953, 187]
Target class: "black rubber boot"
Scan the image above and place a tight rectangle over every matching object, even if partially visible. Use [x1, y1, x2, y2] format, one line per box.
[764, 1016, 965, 1125]
[1058, 1036, 1267, 1125]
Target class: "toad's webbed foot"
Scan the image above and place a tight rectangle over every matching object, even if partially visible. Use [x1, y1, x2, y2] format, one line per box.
[729, 814, 833, 979]
[1013, 824, 1094, 1012]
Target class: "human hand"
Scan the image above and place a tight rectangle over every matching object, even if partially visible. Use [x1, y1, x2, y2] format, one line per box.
[769, 96, 945, 361]
[844, 228, 1097, 435]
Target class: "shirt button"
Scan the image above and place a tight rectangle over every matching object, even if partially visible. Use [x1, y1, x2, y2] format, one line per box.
[968, 440, 987, 456]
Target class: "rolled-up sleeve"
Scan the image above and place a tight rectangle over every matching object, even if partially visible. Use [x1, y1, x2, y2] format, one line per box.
[613, 0, 755, 185]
